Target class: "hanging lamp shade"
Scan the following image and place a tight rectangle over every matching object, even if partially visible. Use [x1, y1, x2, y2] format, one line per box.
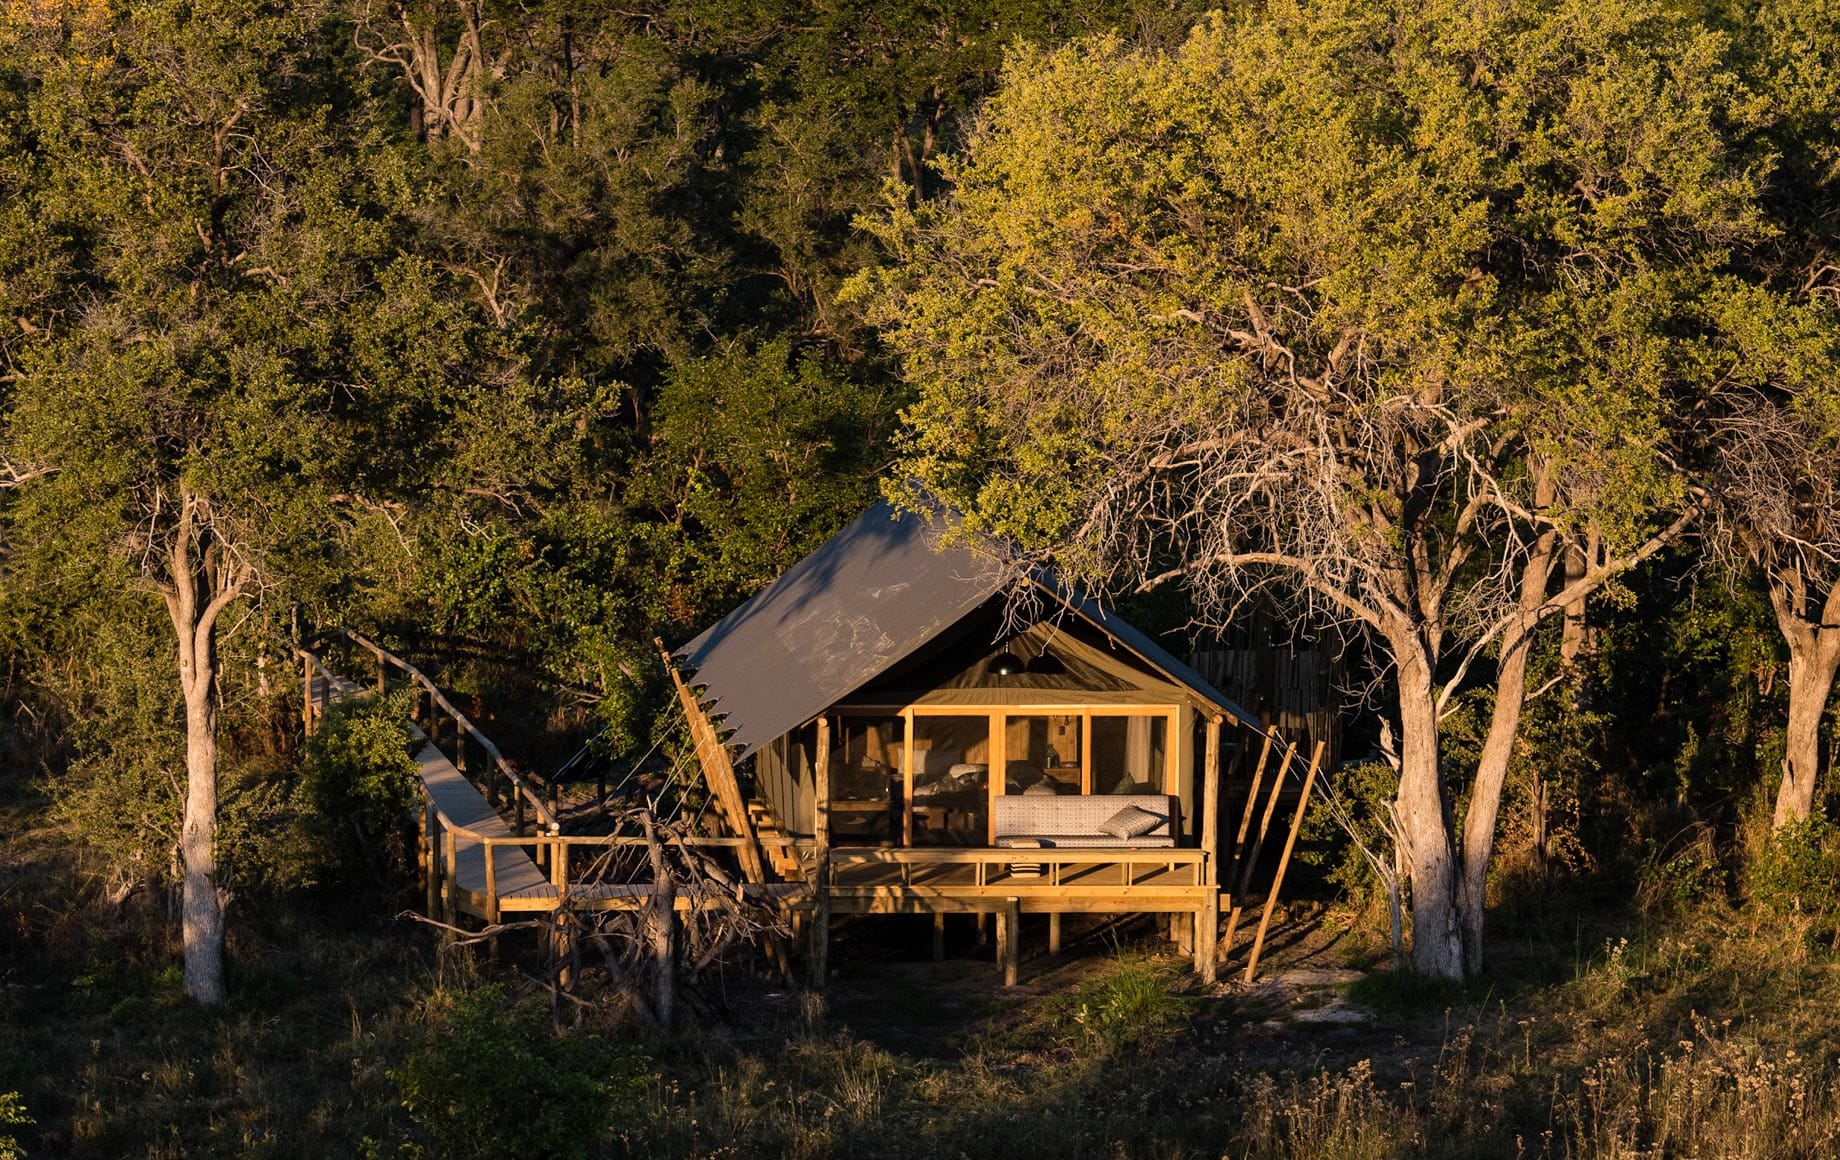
[986, 650, 1026, 677]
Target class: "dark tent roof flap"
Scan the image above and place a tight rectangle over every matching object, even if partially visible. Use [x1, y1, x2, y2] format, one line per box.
[675, 499, 1259, 759]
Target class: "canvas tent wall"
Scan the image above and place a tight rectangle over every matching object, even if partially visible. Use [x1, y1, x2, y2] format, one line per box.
[677, 499, 1258, 842]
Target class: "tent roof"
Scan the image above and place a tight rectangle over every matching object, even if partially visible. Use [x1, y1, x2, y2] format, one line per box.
[675, 499, 1259, 758]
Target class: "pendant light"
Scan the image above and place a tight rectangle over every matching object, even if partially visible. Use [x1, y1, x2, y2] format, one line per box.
[986, 648, 1026, 677]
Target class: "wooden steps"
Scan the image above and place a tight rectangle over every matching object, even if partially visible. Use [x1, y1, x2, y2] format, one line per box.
[747, 799, 805, 880]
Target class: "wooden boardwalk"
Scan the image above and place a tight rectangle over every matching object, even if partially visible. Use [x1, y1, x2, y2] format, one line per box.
[302, 642, 807, 927]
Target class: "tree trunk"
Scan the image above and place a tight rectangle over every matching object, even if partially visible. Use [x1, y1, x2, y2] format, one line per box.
[1457, 537, 1558, 975]
[160, 489, 246, 1007]
[641, 814, 677, 1029]
[1393, 646, 1465, 980]
[1772, 638, 1840, 828]
[180, 687, 225, 1005]
[1768, 575, 1840, 829]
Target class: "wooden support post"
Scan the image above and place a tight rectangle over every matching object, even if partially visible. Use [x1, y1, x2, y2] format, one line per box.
[933, 913, 948, 961]
[441, 827, 458, 933]
[999, 900, 1020, 986]
[1196, 899, 1218, 984]
[1201, 718, 1223, 887]
[554, 911, 575, 990]
[977, 912, 991, 948]
[1236, 739, 1297, 899]
[1176, 913, 1194, 955]
[1199, 716, 1223, 983]
[1222, 904, 1244, 966]
[1048, 913, 1062, 957]
[1228, 732, 1276, 885]
[485, 841, 500, 924]
[423, 804, 439, 918]
[1246, 740, 1325, 983]
[375, 652, 386, 696]
[812, 716, 832, 989]
[302, 654, 315, 734]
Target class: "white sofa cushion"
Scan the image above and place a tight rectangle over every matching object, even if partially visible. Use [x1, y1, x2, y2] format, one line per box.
[992, 793, 1177, 848]
[1100, 805, 1161, 839]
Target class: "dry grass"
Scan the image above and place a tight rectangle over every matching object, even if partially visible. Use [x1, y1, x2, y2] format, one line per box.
[11, 800, 1840, 1159]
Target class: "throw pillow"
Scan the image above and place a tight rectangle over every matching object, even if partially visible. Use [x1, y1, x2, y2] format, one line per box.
[1099, 805, 1161, 839]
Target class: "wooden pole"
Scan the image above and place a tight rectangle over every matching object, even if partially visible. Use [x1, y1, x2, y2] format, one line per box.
[1245, 740, 1325, 982]
[1236, 739, 1297, 899]
[812, 715, 832, 989]
[302, 654, 315, 734]
[1195, 897, 1218, 983]
[1199, 716, 1222, 984]
[933, 913, 948, 961]
[485, 840, 500, 924]
[375, 652, 386, 696]
[999, 899, 1020, 986]
[1227, 732, 1276, 885]
[1221, 904, 1244, 967]
[1048, 913, 1062, 956]
[422, 803, 438, 917]
[441, 827, 457, 933]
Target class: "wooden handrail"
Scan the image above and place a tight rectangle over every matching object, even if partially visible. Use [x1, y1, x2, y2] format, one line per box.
[301, 628, 558, 833]
[408, 816, 757, 848]
[829, 847, 1206, 865]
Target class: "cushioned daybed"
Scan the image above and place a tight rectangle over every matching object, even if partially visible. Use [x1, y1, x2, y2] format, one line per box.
[992, 794, 1178, 849]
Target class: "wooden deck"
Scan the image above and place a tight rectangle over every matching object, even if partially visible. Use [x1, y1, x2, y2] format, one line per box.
[823, 847, 1211, 915]
[296, 632, 1343, 986]
[303, 647, 808, 926]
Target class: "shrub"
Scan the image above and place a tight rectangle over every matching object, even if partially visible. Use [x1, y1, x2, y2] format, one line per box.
[1746, 816, 1840, 919]
[1041, 957, 1189, 1055]
[1636, 825, 1727, 914]
[291, 689, 421, 885]
[390, 985, 646, 1159]
[0, 1091, 30, 1160]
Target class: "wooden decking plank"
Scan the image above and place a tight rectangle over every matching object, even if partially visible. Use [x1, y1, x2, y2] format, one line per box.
[414, 739, 550, 899]
[314, 661, 551, 909]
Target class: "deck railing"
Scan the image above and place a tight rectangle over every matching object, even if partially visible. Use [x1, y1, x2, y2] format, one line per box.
[827, 846, 1208, 888]
[300, 626, 558, 835]
[301, 631, 789, 911]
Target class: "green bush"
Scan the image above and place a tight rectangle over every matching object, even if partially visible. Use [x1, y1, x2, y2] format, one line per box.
[389, 986, 645, 1159]
[1636, 826, 1728, 914]
[1041, 957, 1190, 1055]
[0, 1091, 31, 1160]
[1747, 817, 1840, 919]
[291, 689, 421, 885]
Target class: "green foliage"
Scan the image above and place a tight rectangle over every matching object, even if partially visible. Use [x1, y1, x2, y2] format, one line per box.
[1636, 827, 1729, 914]
[1303, 760, 1399, 906]
[0, 1091, 30, 1160]
[390, 986, 644, 1159]
[292, 690, 421, 887]
[1039, 957, 1190, 1055]
[1746, 817, 1840, 919]
[1344, 969, 1470, 1014]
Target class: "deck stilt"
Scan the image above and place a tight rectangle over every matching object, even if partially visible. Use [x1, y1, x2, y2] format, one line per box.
[1196, 898, 1218, 984]
[999, 899, 1020, 985]
[1048, 913, 1062, 956]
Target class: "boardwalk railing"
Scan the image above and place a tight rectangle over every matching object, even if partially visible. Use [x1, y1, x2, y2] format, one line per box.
[298, 631, 807, 924]
[301, 627, 558, 835]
